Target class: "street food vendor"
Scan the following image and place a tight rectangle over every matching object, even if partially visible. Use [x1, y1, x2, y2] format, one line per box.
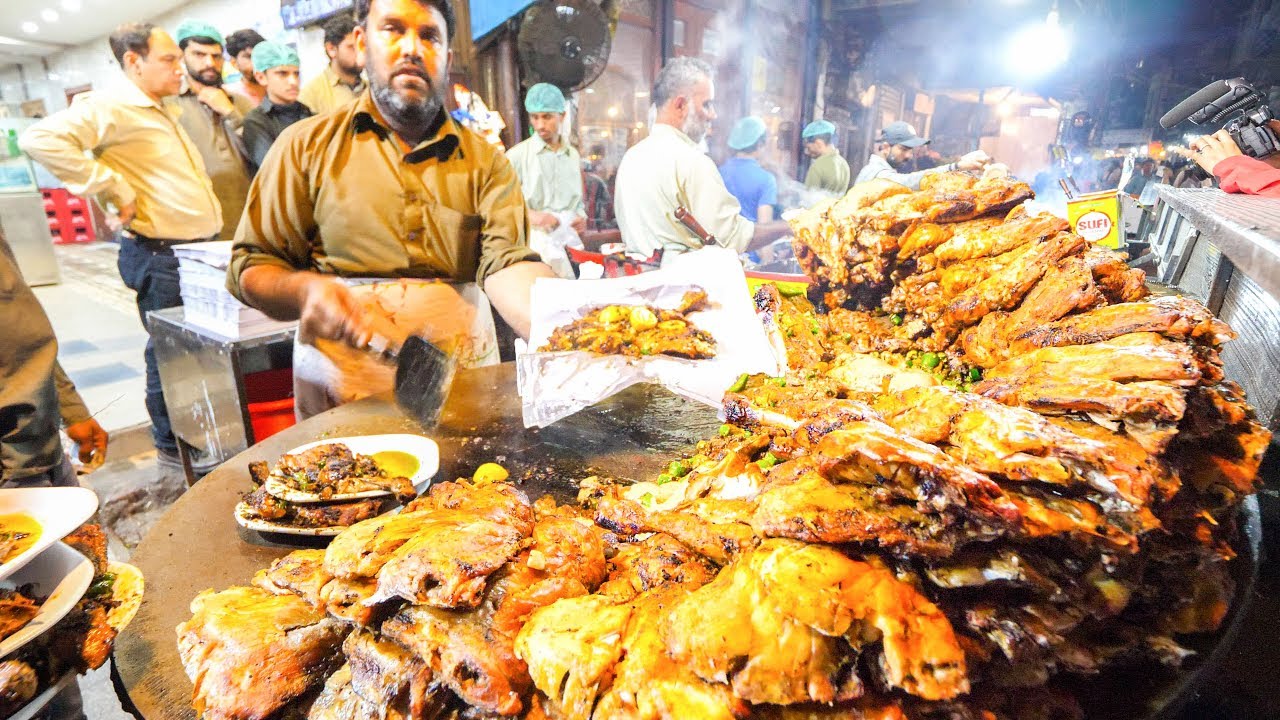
[615, 57, 788, 264]
[801, 120, 850, 194]
[227, 0, 556, 417]
[854, 121, 988, 190]
[506, 83, 587, 234]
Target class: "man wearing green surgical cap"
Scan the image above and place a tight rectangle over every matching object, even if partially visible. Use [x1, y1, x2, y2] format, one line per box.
[505, 83, 586, 237]
[241, 41, 313, 173]
[801, 119, 850, 195]
[169, 19, 254, 240]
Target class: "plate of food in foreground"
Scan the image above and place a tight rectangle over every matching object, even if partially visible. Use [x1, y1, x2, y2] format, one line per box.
[0, 488, 98, 582]
[0, 542, 94, 658]
[236, 435, 439, 537]
[259, 435, 438, 503]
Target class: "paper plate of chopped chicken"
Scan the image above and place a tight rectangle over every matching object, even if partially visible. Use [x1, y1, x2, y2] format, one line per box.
[258, 435, 439, 504]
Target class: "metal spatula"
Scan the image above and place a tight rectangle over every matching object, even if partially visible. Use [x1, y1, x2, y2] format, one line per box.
[369, 332, 458, 428]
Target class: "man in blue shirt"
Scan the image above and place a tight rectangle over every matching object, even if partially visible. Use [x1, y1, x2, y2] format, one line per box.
[718, 116, 777, 222]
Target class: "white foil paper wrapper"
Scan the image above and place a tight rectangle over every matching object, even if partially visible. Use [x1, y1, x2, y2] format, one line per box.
[517, 248, 783, 427]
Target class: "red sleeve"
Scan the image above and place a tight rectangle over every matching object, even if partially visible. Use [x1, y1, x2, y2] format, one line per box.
[1212, 155, 1280, 198]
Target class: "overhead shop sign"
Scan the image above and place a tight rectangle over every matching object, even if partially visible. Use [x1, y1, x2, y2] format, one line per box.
[280, 0, 353, 29]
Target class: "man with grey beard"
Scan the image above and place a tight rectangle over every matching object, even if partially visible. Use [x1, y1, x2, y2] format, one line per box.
[615, 57, 788, 264]
[227, 0, 556, 416]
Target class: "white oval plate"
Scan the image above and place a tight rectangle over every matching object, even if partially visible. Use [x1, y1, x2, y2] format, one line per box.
[0, 487, 98, 582]
[0, 542, 94, 659]
[7, 672, 75, 720]
[106, 560, 144, 632]
[234, 502, 347, 537]
[262, 435, 440, 504]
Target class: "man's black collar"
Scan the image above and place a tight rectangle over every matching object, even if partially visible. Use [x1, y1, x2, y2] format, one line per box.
[353, 106, 460, 164]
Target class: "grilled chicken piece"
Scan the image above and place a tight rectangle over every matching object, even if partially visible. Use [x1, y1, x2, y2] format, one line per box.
[752, 471, 967, 557]
[248, 460, 270, 485]
[324, 510, 436, 579]
[372, 517, 527, 607]
[1009, 295, 1234, 355]
[319, 576, 381, 627]
[343, 630, 440, 718]
[977, 333, 1200, 426]
[242, 485, 289, 521]
[291, 499, 384, 528]
[812, 421, 1020, 523]
[930, 206, 1069, 267]
[63, 524, 109, 575]
[539, 299, 717, 359]
[873, 385, 1168, 514]
[274, 443, 415, 500]
[935, 232, 1087, 339]
[753, 699, 911, 720]
[596, 533, 718, 602]
[308, 664, 388, 720]
[1083, 246, 1149, 304]
[595, 494, 757, 565]
[379, 516, 607, 717]
[898, 215, 1005, 262]
[404, 481, 536, 531]
[0, 590, 37, 641]
[0, 660, 37, 719]
[666, 539, 968, 702]
[253, 549, 333, 607]
[177, 586, 348, 720]
[957, 256, 1106, 367]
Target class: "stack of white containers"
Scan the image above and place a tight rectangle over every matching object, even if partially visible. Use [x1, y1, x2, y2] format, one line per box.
[173, 241, 295, 337]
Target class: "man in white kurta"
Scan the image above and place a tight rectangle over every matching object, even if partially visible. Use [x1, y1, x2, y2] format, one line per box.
[615, 57, 785, 262]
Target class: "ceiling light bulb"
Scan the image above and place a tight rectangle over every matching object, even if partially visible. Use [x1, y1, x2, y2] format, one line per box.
[21, 21, 39, 34]
[60, 0, 80, 11]
[41, 9, 59, 22]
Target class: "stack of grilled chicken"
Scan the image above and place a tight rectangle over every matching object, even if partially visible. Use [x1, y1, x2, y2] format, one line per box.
[177, 174, 1269, 720]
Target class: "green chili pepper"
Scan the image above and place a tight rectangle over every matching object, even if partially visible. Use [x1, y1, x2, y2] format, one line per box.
[771, 377, 787, 387]
[891, 313, 903, 326]
[640, 492, 654, 507]
[719, 424, 733, 437]
[921, 352, 941, 369]
[657, 474, 672, 485]
[667, 461, 689, 478]
[968, 367, 983, 382]
[778, 283, 807, 297]
[808, 319, 821, 335]
[728, 373, 749, 393]
[758, 452, 779, 470]
[86, 572, 117, 599]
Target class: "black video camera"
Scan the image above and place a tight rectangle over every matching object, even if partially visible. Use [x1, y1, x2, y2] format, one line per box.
[1159, 78, 1280, 159]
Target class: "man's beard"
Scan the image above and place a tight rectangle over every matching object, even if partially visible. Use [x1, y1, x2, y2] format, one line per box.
[681, 112, 708, 145]
[187, 64, 222, 88]
[336, 57, 363, 78]
[372, 61, 443, 129]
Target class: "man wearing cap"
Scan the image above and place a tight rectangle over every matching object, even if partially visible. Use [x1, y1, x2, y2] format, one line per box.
[802, 120, 850, 194]
[170, 19, 255, 241]
[855, 120, 988, 190]
[505, 83, 586, 234]
[719, 116, 777, 222]
[241, 41, 313, 174]
[21, 22, 221, 463]
[298, 14, 366, 114]
[615, 57, 789, 263]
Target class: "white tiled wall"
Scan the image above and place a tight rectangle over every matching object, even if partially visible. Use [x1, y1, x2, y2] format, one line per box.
[0, 0, 330, 115]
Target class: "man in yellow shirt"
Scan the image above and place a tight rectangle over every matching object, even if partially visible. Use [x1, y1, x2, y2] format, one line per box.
[21, 22, 221, 461]
[298, 14, 366, 114]
[229, 0, 555, 416]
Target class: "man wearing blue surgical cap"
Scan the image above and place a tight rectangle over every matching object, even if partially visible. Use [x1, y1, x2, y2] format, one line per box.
[505, 83, 586, 235]
[801, 119, 850, 194]
[718, 116, 777, 222]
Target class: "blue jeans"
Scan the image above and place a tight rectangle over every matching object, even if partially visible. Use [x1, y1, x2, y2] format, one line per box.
[116, 235, 182, 455]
